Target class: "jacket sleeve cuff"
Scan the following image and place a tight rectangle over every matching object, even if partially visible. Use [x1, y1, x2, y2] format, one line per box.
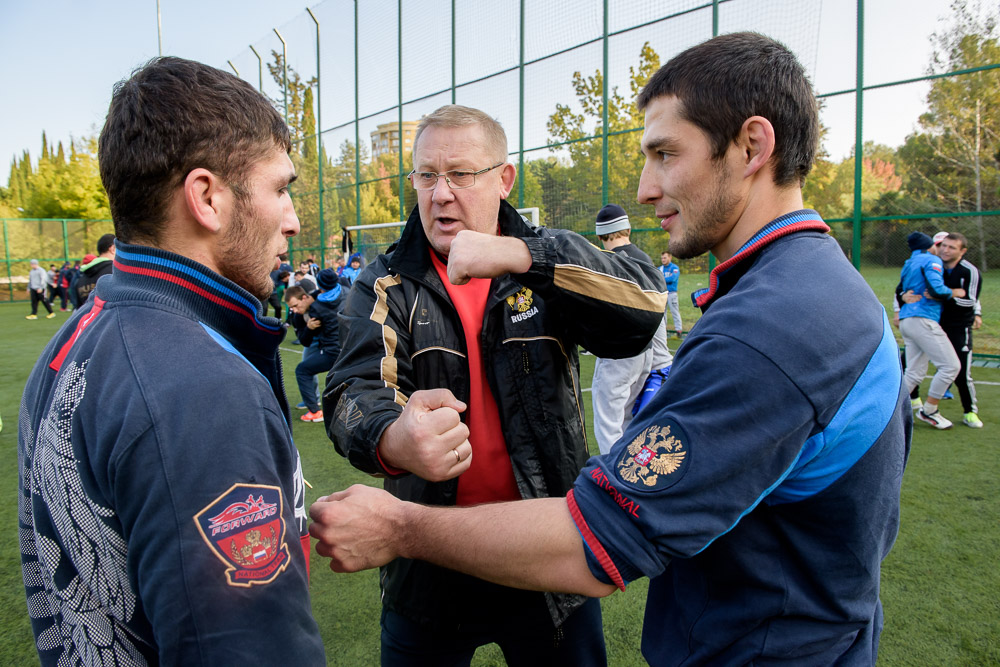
[518, 236, 555, 288]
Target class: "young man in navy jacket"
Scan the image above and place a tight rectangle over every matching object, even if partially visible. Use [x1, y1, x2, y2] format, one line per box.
[311, 32, 911, 666]
[18, 58, 324, 665]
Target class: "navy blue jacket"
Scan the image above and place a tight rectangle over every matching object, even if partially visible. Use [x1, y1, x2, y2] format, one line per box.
[569, 211, 911, 665]
[18, 242, 324, 665]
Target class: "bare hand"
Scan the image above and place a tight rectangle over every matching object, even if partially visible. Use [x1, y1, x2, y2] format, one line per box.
[309, 485, 405, 572]
[379, 388, 472, 481]
[973, 315, 982, 330]
[951, 287, 966, 298]
[892, 315, 900, 329]
[306, 318, 322, 330]
[446, 231, 532, 285]
[901, 290, 921, 304]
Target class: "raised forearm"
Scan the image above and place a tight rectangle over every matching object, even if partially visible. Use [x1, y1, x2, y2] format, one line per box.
[309, 486, 616, 598]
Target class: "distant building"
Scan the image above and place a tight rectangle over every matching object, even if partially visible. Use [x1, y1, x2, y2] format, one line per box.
[370, 120, 418, 159]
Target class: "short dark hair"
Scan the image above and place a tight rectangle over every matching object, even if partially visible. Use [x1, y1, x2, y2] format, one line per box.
[97, 233, 116, 255]
[637, 32, 818, 187]
[945, 232, 968, 249]
[284, 285, 307, 303]
[99, 57, 290, 245]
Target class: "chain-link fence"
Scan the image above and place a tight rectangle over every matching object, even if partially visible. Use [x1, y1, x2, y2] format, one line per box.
[5, 0, 998, 300]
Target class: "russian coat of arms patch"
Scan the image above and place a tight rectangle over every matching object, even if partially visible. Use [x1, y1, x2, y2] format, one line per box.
[616, 423, 689, 490]
[194, 483, 291, 587]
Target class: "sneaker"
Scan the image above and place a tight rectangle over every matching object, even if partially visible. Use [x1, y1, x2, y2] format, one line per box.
[910, 397, 923, 411]
[963, 412, 983, 428]
[917, 408, 953, 430]
[25, 314, 38, 320]
[300, 410, 324, 423]
[294, 402, 308, 410]
[46, 312, 56, 319]
[943, 390, 954, 400]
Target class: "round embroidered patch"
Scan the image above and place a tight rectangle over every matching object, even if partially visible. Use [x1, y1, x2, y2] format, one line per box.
[616, 422, 690, 490]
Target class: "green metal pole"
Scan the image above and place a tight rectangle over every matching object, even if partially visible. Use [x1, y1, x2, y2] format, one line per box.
[354, 0, 362, 230]
[307, 8, 325, 266]
[518, 0, 525, 207]
[601, 0, 609, 206]
[61, 220, 69, 265]
[852, 0, 864, 270]
[227, 61, 240, 77]
[398, 0, 406, 221]
[451, 0, 456, 104]
[249, 45, 263, 92]
[3, 220, 12, 302]
[274, 29, 289, 126]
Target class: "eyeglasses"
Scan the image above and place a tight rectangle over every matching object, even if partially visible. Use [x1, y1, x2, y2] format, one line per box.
[408, 162, 504, 190]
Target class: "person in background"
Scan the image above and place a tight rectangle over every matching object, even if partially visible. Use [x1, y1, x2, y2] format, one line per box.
[285, 268, 345, 423]
[26, 259, 56, 319]
[591, 203, 673, 455]
[896, 231, 963, 429]
[70, 233, 116, 308]
[659, 250, 683, 337]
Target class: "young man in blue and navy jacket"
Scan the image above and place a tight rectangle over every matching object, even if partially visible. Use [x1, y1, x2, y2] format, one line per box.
[896, 231, 964, 429]
[311, 32, 911, 667]
[18, 57, 324, 665]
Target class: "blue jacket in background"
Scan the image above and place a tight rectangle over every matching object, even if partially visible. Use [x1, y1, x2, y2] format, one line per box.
[659, 262, 679, 292]
[899, 249, 952, 321]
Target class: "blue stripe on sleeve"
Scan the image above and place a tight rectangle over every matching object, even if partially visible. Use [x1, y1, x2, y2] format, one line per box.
[768, 310, 901, 504]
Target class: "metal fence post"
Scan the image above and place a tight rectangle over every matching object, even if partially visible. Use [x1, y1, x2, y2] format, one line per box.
[354, 0, 362, 230]
[518, 0, 526, 208]
[3, 220, 12, 301]
[397, 0, 406, 221]
[250, 45, 263, 92]
[852, 0, 864, 269]
[601, 0, 609, 207]
[307, 7, 325, 266]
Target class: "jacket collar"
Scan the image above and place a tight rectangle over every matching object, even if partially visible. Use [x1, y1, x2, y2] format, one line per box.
[388, 199, 533, 284]
[692, 209, 829, 310]
[106, 242, 285, 358]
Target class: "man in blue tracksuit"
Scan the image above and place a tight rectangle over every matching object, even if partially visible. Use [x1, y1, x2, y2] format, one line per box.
[897, 231, 964, 429]
[658, 250, 682, 336]
[18, 58, 324, 665]
[311, 33, 910, 666]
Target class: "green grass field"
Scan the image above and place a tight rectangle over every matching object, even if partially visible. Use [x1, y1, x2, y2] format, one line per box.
[1, 264, 998, 665]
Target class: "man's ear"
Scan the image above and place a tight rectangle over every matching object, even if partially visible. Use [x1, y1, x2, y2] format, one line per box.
[739, 116, 776, 180]
[183, 168, 231, 233]
[498, 162, 517, 199]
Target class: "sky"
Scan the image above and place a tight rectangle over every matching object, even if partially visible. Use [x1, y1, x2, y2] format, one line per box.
[0, 0, 967, 187]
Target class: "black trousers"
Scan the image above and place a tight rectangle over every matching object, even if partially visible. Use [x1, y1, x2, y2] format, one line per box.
[30, 289, 52, 315]
[942, 324, 977, 414]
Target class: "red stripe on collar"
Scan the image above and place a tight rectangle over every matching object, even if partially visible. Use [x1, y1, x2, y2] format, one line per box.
[694, 220, 829, 308]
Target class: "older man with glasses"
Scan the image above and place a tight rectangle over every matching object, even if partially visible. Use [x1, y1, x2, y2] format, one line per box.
[322, 104, 667, 665]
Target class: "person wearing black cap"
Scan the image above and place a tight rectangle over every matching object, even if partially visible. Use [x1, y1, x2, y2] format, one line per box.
[896, 231, 964, 429]
[592, 204, 673, 454]
[285, 267, 346, 422]
[70, 232, 116, 308]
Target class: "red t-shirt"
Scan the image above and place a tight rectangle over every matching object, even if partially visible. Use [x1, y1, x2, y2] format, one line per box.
[430, 251, 521, 505]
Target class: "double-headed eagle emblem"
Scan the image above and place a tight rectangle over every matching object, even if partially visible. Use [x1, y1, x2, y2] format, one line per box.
[506, 287, 534, 312]
[618, 425, 687, 487]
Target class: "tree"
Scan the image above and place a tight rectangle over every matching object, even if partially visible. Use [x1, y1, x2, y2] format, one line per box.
[545, 42, 660, 234]
[898, 0, 999, 269]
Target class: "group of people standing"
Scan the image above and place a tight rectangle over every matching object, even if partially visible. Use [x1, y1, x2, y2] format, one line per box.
[24, 233, 117, 319]
[18, 30, 948, 667]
